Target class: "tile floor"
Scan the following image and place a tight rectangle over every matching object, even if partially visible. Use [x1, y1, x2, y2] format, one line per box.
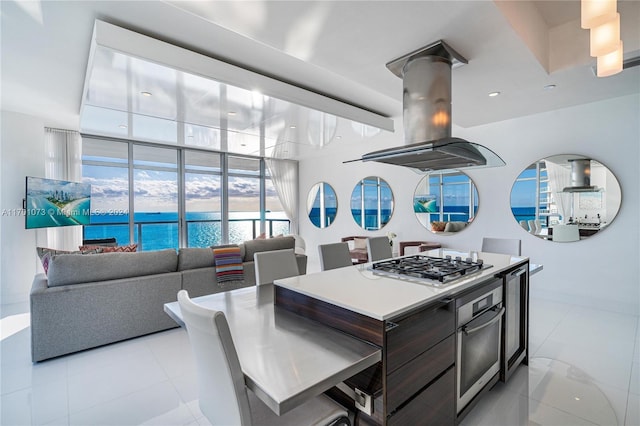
[1, 288, 638, 426]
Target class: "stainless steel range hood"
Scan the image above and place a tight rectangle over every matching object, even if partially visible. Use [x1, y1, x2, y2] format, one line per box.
[562, 158, 600, 192]
[351, 40, 505, 172]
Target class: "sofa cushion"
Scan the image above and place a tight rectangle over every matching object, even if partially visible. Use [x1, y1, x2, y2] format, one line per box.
[178, 248, 214, 271]
[47, 249, 178, 287]
[242, 236, 295, 262]
[443, 221, 468, 232]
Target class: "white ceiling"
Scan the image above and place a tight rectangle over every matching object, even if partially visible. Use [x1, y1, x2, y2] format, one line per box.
[2, 1, 639, 159]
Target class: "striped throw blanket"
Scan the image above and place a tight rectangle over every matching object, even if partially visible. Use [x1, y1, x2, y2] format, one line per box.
[212, 246, 244, 283]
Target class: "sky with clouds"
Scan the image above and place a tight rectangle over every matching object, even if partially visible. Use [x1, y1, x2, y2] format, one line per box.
[83, 165, 280, 214]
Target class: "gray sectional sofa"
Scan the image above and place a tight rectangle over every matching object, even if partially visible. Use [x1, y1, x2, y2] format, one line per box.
[30, 236, 306, 362]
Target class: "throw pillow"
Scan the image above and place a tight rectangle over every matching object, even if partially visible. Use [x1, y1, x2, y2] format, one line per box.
[36, 246, 103, 275]
[79, 243, 138, 253]
[212, 246, 244, 283]
[353, 238, 367, 250]
[431, 221, 446, 232]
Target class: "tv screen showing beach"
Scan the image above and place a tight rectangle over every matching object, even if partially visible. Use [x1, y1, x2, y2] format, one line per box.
[25, 177, 91, 229]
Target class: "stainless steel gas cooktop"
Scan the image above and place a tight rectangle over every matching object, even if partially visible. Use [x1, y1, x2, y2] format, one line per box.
[369, 255, 492, 285]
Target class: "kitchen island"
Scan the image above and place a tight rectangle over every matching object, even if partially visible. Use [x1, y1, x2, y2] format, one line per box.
[274, 249, 531, 425]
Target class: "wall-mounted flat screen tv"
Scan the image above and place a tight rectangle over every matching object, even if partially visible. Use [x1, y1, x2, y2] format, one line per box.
[25, 177, 91, 229]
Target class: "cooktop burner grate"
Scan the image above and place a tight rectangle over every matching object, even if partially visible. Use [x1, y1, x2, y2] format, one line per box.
[369, 255, 491, 284]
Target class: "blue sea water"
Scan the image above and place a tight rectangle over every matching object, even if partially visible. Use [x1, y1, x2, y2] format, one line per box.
[308, 207, 338, 228]
[511, 207, 536, 223]
[84, 212, 290, 251]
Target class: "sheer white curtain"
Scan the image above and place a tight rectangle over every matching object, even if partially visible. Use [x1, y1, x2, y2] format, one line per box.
[44, 128, 82, 250]
[265, 157, 299, 235]
[544, 159, 572, 223]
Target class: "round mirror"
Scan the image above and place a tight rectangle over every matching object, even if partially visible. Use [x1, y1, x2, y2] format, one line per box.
[307, 182, 338, 228]
[413, 171, 478, 234]
[350, 176, 394, 230]
[510, 155, 621, 241]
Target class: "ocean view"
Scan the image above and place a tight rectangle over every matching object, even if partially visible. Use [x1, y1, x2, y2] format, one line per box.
[84, 212, 290, 251]
[511, 207, 537, 223]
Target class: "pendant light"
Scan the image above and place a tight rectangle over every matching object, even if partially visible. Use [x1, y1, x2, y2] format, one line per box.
[597, 41, 624, 77]
[581, 0, 617, 28]
[590, 13, 620, 57]
[581, 0, 623, 77]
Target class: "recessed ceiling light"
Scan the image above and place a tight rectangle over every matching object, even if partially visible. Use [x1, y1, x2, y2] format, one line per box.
[336, 135, 342, 140]
[488, 91, 501, 97]
[227, 111, 236, 116]
[543, 84, 557, 90]
[289, 125, 296, 129]
[140, 91, 152, 97]
[118, 124, 128, 129]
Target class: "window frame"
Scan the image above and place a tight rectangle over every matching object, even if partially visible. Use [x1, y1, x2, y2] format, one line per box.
[81, 134, 290, 250]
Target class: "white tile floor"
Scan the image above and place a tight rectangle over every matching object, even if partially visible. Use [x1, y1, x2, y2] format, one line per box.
[2, 289, 638, 426]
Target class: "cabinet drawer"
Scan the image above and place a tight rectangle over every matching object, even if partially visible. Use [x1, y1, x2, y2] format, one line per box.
[386, 299, 455, 373]
[387, 366, 455, 426]
[386, 334, 454, 412]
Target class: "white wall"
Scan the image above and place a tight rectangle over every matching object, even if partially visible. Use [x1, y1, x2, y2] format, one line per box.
[1, 111, 45, 304]
[299, 94, 640, 315]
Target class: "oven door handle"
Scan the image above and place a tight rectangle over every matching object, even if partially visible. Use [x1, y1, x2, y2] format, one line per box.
[463, 306, 505, 335]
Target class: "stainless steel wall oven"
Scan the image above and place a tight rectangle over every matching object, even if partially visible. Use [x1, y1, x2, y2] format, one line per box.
[456, 278, 504, 413]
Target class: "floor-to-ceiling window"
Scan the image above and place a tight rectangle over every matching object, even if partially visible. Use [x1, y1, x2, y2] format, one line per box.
[184, 150, 223, 247]
[132, 145, 179, 251]
[81, 138, 130, 245]
[81, 136, 290, 250]
[227, 156, 262, 243]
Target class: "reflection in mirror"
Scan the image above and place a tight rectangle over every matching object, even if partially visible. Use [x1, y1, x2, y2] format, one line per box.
[307, 182, 338, 228]
[307, 110, 337, 148]
[350, 177, 394, 230]
[413, 171, 478, 234]
[510, 155, 621, 241]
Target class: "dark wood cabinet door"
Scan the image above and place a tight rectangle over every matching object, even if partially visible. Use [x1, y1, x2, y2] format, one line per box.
[386, 335, 455, 412]
[385, 299, 455, 374]
[387, 367, 455, 426]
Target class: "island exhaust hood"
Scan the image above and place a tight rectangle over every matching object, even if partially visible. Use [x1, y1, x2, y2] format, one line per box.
[349, 40, 505, 172]
[562, 159, 600, 192]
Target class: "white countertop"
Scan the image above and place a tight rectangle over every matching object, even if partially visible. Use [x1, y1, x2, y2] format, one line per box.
[275, 249, 529, 321]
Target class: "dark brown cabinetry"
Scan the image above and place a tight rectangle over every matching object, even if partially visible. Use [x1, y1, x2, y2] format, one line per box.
[385, 300, 455, 424]
[274, 262, 529, 425]
[275, 286, 456, 425]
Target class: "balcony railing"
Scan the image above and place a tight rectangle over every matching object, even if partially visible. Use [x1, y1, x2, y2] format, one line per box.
[83, 218, 291, 251]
